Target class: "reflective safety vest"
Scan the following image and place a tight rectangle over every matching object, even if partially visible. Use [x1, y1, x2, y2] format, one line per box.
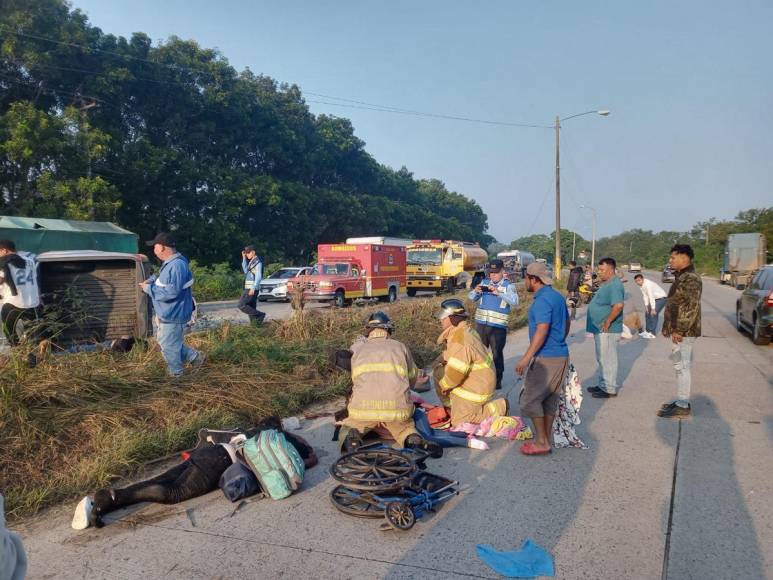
[437, 321, 496, 403]
[243, 256, 263, 290]
[472, 278, 517, 329]
[347, 335, 418, 423]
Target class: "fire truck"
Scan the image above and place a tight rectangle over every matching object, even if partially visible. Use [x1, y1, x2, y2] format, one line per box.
[406, 240, 488, 296]
[287, 242, 407, 307]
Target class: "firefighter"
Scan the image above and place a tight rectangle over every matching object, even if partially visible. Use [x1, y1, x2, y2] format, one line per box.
[239, 245, 265, 325]
[435, 298, 508, 426]
[469, 259, 519, 389]
[340, 311, 442, 458]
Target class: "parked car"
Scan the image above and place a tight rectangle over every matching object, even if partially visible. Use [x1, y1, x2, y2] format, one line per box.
[628, 262, 642, 273]
[736, 265, 773, 345]
[258, 266, 312, 302]
[662, 265, 675, 283]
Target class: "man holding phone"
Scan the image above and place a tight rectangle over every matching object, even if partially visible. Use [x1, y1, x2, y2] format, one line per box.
[469, 259, 519, 390]
[239, 245, 265, 326]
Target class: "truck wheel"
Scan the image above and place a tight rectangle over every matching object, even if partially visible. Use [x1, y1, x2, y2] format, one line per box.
[335, 290, 346, 308]
[752, 316, 771, 345]
[407, 288, 417, 297]
[388, 286, 397, 303]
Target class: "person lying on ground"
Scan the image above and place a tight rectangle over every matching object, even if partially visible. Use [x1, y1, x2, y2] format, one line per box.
[73, 421, 317, 530]
[339, 311, 443, 458]
[434, 299, 507, 426]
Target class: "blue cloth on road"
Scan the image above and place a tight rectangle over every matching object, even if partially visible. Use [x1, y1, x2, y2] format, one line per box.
[476, 539, 555, 578]
[587, 276, 625, 334]
[528, 286, 568, 358]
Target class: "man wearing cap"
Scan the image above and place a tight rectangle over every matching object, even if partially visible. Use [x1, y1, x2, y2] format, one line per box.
[340, 312, 441, 457]
[515, 262, 570, 455]
[469, 259, 519, 390]
[141, 233, 203, 376]
[239, 245, 265, 325]
[435, 298, 508, 426]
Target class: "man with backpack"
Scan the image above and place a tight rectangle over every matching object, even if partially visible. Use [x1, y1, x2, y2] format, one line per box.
[340, 312, 443, 458]
[72, 422, 317, 530]
[0, 239, 41, 345]
[141, 233, 204, 376]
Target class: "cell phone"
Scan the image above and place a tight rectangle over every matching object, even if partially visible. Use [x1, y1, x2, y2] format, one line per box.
[480, 285, 492, 293]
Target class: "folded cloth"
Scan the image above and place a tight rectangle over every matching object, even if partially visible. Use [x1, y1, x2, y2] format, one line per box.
[476, 539, 554, 578]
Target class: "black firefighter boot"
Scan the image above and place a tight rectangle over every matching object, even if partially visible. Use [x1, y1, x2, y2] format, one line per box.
[341, 427, 364, 454]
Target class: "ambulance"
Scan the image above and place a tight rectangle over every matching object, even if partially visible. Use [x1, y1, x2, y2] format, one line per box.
[287, 242, 407, 307]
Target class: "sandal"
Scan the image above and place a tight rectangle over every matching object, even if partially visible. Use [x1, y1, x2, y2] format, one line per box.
[520, 442, 552, 456]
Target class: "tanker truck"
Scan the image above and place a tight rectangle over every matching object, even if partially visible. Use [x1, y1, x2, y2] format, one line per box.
[406, 240, 488, 296]
[497, 250, 535, 282]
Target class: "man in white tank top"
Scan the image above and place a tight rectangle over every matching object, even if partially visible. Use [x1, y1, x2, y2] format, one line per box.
[0, 239, 41, 344]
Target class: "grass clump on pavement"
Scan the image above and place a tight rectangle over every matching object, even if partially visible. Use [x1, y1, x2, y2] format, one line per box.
[0, 289, 529, 520]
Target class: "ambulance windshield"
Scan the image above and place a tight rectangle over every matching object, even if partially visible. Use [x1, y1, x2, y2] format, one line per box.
[407, 249, 442, 265]
[312, 263, 350, 276]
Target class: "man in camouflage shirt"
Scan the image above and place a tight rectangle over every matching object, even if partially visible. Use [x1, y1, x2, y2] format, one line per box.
[658, 244, 702, 418]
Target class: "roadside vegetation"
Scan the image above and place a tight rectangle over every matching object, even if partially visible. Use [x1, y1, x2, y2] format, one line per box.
[506, 206, 771, 275]
[0, 289, 529, 520]
[189, 261, 286, 302]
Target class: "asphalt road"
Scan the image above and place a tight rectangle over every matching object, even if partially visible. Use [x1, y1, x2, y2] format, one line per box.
[16, 273, 773, 579]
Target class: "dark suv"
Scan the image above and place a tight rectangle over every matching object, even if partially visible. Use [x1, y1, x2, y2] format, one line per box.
[736, 265, 773, 345]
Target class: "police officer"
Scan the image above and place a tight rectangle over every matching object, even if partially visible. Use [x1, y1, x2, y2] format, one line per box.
[340, 312, 442, 458]
[239, 245, 265, 325]
[468, 259, 519, 389]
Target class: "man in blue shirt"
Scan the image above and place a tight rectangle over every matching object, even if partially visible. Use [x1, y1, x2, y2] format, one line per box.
[586, 257, 624, 398]
[141, 233, 204, 377]
[469, 259, 519, 390]
[515, 262, 569, 455]
[239, 245, 265, 325]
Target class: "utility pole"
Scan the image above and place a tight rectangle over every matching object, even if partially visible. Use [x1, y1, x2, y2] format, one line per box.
[554, 115, 561, 280]
[572, 231, 576, 262]
[706, 224, 710, 245]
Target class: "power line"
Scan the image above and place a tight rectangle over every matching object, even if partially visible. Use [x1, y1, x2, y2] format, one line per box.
[4, 26, 553, 130]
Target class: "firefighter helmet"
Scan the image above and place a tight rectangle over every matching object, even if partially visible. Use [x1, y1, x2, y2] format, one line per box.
[437, 298, 468, 320]
[365, 311, 394, 331]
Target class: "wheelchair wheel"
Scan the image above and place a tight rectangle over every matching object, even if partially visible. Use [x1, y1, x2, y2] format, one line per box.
[329, 485, 385, 519]
[330, 448, 417, 491]
[384, 502, 415, 530]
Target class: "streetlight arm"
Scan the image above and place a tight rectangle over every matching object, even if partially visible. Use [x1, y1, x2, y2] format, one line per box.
[560, 110, 610, 122]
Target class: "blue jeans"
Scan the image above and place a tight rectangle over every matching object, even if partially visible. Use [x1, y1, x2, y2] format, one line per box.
[156, 322, 199, 376]
[670, 337, 696, 407]
[645, 298, 667, 334]
[594, 332, 620, 393]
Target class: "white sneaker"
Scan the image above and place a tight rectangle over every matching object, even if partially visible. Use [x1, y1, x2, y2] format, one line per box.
[71, 496, 93, 530]
[641, 332, 655, 339]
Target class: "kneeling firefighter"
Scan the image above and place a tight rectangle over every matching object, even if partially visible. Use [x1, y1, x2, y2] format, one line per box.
[340, 312, 443, 458]
[435, 299, 508, 426]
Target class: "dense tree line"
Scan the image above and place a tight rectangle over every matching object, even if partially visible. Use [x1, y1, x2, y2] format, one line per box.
[508, 208, 771, 274]
[0, 0, 492, 265]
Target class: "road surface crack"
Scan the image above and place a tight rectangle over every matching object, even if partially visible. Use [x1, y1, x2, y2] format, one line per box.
[661, 420, 683, 580]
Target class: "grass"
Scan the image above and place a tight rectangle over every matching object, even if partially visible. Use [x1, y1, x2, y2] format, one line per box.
[0, 288, 531, 520]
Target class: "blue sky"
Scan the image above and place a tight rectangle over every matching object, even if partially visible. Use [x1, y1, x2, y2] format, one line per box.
[71, 0, 773, 243]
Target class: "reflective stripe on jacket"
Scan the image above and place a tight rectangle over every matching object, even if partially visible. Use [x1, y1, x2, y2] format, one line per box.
[437, 321, 496, 403]
[469, 278, 518, 328]
[347, 334, 418, 423]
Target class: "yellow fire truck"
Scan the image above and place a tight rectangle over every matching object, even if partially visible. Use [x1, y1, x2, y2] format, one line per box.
[406, 240, 488, 296]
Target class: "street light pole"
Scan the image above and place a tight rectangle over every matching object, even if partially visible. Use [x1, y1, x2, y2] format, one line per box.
[552, 109, 609, 281]
[554, 116, 561, 280]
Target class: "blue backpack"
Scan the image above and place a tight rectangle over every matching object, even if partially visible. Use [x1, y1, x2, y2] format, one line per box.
[219, 460, 259, 502]
[242, 429, 305, 500]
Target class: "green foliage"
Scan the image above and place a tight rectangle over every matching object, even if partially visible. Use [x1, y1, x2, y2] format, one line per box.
[509, 229, 589, 265]
[188, 261, 243, 302]
[0, 1, 491, 265]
